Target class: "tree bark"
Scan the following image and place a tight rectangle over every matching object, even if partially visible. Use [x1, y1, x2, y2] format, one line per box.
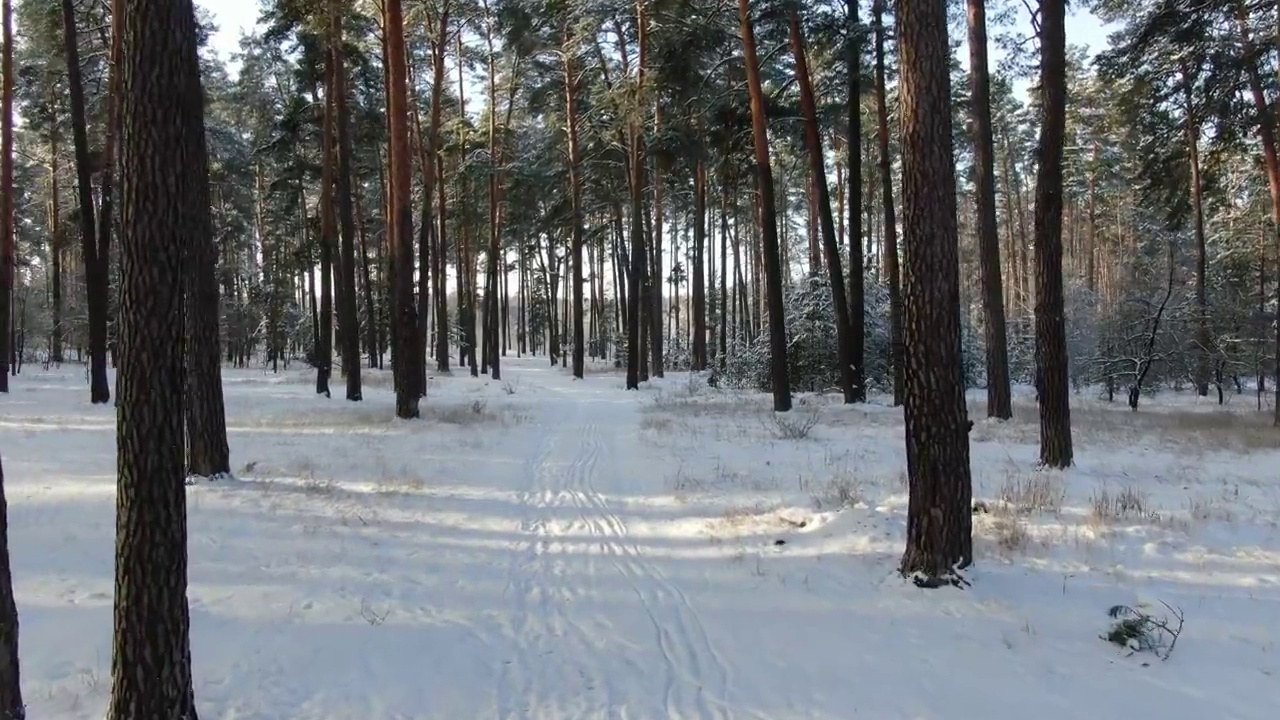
[718, 167, 728, 367]
[0, 0, 12, 393]
[966, 0, 1012, 419]
[625, 2, 649, 390]
[1181, 67, 1209, 398]
[331, 0, 362, 401]
[650, 107, 665, 378]
[895, 0, 974, 585]
[430, 8, 451, 372]
[692, 159, 707, 371]
[182, 0, 229, 480]
[738, 0, 791, 411]
[1232, 1, 1280, 426]
[847, 0, 865, 402]
[109, 0, 203, 714]
[50, 135, 63, 364]
[1033, 0, 1074, 467]
[873, 0, 903, 406]
[316, 80, 335, 397]
[565, 23, 585, 379]
[385, 0, 422, 417]
[61, 0, 110, 404]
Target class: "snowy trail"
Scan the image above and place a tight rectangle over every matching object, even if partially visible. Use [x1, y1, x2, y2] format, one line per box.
[6, 359, 1280, 719]
[496, 366, 736, 719]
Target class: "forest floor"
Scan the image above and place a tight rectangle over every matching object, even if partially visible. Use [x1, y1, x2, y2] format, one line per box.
[2, 356, 1278, 719]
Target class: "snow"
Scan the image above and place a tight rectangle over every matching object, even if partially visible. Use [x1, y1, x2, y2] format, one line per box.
[2, 358, 1278, 719]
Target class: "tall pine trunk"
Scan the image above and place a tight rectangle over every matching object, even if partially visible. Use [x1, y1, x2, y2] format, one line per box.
[109, 0, 203, 714]
[182, 0, 230, 479]
[625, 3, 649, 390]
[966, 0, 1012, 419]
[332, 0, 362, 401]
[385, 0, 422, 417]
[846, 0, 865, 402]
[738, 0, 791, 411]
[565, 23, 585, 379]
[61, 0, 110, 404]
[1033, 0, 1073, 467]
[1182, 65, 1209, 398]
[0, 0, 12, 393]
[790, 9, 857, 404]
[430, 9, 451, 372]
[873, 0, 903, 406]
[316, 81, 335, 397]
[692, 159, 707, 371]
[1233, 1, 1280, 425]
[896, 0, 973, 586]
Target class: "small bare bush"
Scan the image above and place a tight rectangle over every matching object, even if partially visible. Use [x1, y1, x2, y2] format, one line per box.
[667, 468, 699, 493]
[667, 464, 779, 495]
[428, 399, 515, 426]
[639, 415, 674, 433]
[997, 472, 1065, 515]
[811, 475, 861, 510]
[991, 514, 1030, 553]
[1185, 495, 1235, 523]
[772, 408, 820, 440]
[1090, 484, 1150, 523]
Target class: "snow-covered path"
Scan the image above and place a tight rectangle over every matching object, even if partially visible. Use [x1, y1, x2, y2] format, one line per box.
[3, 357, 1279, 719]
[495, 372, 735, 719]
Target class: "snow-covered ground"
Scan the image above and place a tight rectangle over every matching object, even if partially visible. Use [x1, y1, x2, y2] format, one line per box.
[2, 357, 1278, 719]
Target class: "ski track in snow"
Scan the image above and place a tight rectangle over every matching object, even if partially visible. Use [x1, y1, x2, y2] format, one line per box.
[498, 373, 734, 719]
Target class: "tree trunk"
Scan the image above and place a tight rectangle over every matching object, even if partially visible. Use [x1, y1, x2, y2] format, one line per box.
[966, 0, 1012, 419]
[1182, 67, 1209, 398]
[650, 108, 665, 378]
[182, 0, 229, 480]
[790, 9, 857, 403]
[895, 0, 974, 586]
[408, 52, 433, 385]
[109, 0, 203, 714]
[353, 178, 379, 367]
[1033, 0, 1074, 468]
[316, 81, 335, 397]
[873, 0, 903, 406]
[847, 0, 865, 402]
[565, 24, 585, 379]
[50, 137, 63, 364]
[430, 8, 451, 373]
[0, 0, 12, 393]
[100, 0, 122, 370]
[332, 0, 362, 401]
[1233, 1, 1280, 426]
[385, 0, 422, 417]
[625, 3, 649, 390]
[718, 168, 728, 367]
[61, 0, 110, 404]
[692, 159, 707, 371]
[738, 0, 791, 412]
